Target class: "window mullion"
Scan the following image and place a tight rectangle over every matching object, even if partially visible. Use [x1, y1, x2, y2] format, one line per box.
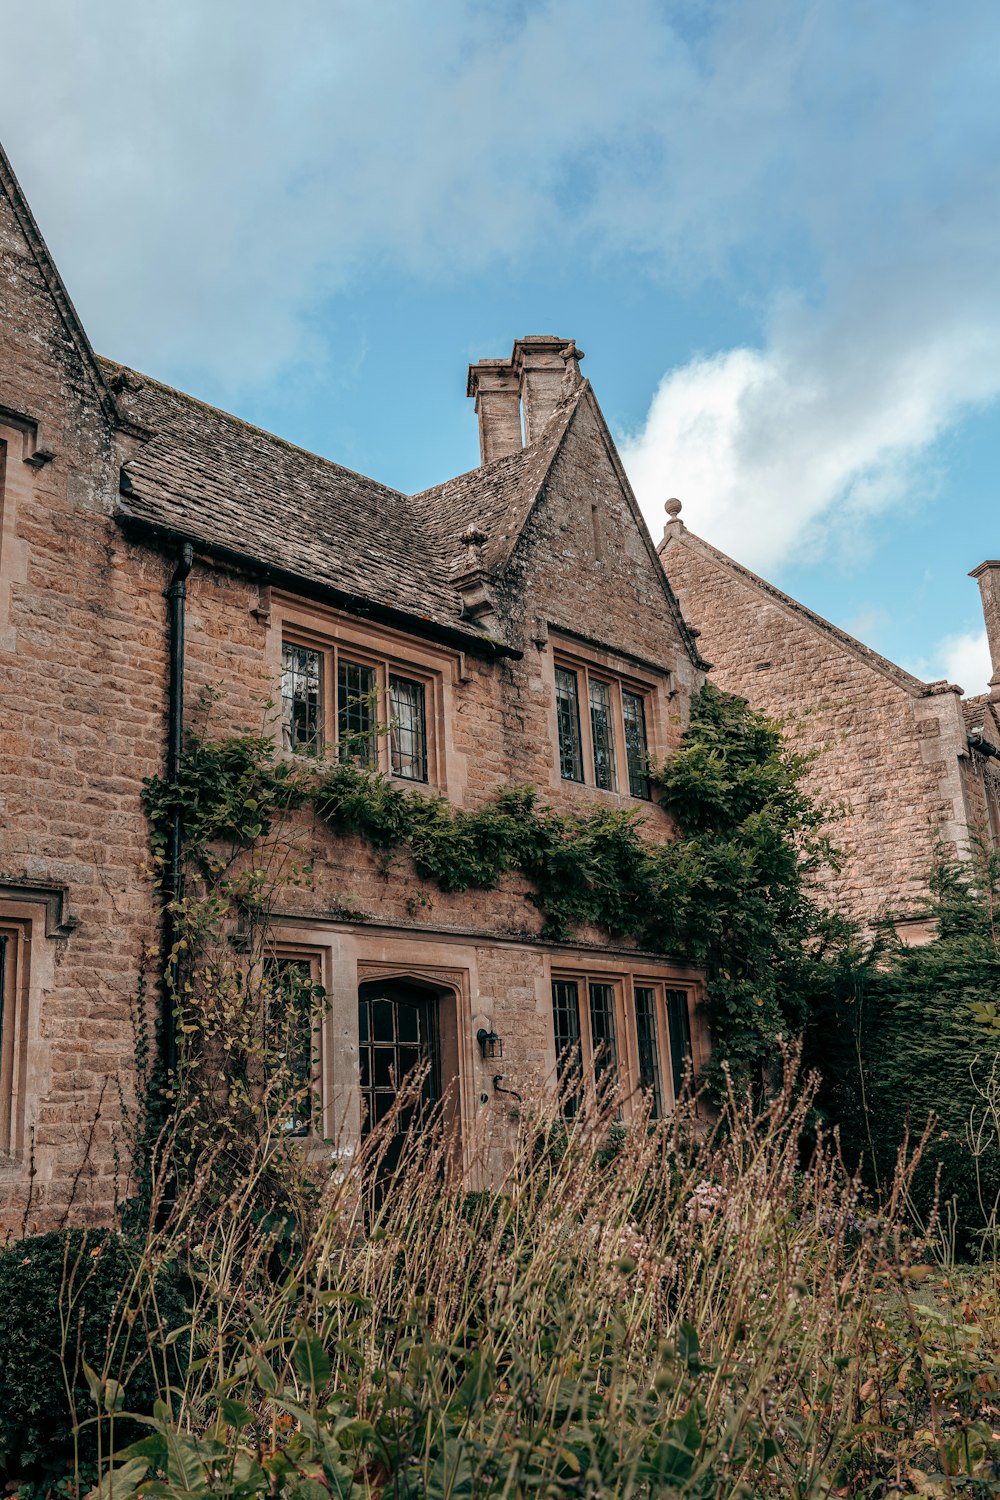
[578, 669, 596, 785]
[326, 647, 338, 754]
[613, 685, 629, 794]
[378, 663, 390, 775]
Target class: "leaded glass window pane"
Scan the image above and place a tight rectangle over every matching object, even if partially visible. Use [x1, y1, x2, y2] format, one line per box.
[263, 956, 322, 1136]
[358, 982, 439, 1153]
[666, 989, 693, 1102]
[633, 985, 663, 1119]
[589, 679, 617, 791]
[623, 690, 651, 800]
[389, 675, 428, 782]
[555, 667, 583, 782]
[281, 643, 323, 755]
[588, 982, 618, 1098]
[337, 658, 377, 768]
[551, 979, 582, 1117]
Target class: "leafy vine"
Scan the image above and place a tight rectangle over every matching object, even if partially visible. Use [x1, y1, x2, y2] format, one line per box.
[143, 685, 845, 1098]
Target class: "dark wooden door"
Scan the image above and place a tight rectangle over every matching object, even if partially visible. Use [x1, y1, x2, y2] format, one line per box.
[358, 979, 439, 1177]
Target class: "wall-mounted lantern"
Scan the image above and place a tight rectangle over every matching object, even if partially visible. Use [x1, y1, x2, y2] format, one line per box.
[476, 1025, 502, 1061]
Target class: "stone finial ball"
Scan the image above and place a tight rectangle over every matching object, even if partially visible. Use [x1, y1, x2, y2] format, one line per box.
[665, 497, 683, 520]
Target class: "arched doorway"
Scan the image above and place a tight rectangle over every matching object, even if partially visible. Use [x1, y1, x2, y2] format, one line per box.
[358, 977, 441, 1177]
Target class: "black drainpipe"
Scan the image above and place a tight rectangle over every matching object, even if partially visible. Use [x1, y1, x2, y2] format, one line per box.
[161, 541, 194, 1081]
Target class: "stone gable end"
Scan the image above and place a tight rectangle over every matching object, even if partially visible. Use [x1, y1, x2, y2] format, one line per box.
[661, 525, 971, 931]
[505, 394, 697, 697]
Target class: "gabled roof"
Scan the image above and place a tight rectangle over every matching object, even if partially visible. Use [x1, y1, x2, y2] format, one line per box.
[964, 694, 1000, 746]
[107, 360, 498, 648]
[109, 360, 704, 669]
[660, 521, 944, 696]
[413, 383, 584, 574]
[0, 144, 140, 437]
[415, 380, 705, 669]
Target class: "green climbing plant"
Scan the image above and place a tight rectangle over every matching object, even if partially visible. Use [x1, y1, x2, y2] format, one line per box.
[143, 683, 847, 1105]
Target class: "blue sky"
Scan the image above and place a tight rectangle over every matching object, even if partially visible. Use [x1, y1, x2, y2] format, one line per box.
[2, 0, 998, 690]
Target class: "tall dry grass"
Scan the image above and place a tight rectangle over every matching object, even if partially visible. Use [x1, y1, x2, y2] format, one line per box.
[70, 1059, 1000, 1499]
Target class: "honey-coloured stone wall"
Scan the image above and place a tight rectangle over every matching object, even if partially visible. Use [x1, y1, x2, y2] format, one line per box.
[660, 519, 974, 934]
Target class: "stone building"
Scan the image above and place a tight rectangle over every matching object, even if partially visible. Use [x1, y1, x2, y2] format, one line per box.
[660, 501, 1000, 937]
[0, 142, 707, 1231]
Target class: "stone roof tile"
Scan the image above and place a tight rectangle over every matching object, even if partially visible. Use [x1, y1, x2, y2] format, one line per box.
[105, 360, 469, 632]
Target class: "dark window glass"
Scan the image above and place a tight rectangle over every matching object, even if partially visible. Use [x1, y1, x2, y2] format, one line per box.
[623, 691, 651, 800]
[588, 982, 619, 1100]
[281, 642, 323, 754]
[551, 979, 582, 1117]
[589, 679, 617, 791]
[337, 658, 377, 767]
[0, 930, 15, 1154]
[263, 956, 322, 1136]
[666, 989, 693, 1102]
[633, 985, 663, 1119]
[555, 667, 583, 782]
[357, 981, 439, 1183]
[389, 674, 428, 782]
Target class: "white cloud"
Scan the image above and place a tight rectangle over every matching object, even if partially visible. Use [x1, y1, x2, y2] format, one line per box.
[1, 0, 998, 560]
[621, 285, 1000, 571]
[905, 628, 993, 696]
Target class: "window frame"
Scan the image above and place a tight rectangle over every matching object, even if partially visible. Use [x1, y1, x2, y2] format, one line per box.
[0, 916, 29, 1158]
[552, 649, 656, 801]
[260, 942, 327, 1141]
[550, 967, 695, 1120]
[279, 625, 440, 786]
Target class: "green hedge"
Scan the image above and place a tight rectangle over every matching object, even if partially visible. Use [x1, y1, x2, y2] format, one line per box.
[0, 1229, 185, 1489]
[809, 855, 1000, 1255]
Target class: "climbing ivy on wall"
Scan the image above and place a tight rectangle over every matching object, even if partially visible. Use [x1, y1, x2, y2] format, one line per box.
[144, 683, 845, 1098]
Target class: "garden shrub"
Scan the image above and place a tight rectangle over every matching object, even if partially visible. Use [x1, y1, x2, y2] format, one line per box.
[0, 1228, 186, 1489]
[809, 847, 1000, 1254]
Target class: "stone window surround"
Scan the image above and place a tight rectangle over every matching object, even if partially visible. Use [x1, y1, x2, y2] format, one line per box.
[264, 941, 325, 1141]
[266, 918, 706, 1184]
[547, 636, 665, 802]
[0, 886, 64, 1163]
[550, 965, 698, 1121]
[0, 406, 49, 654]
[268, 592, 464, 796]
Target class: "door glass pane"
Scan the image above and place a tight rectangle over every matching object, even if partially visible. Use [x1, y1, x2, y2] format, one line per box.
[358, 983, 440, 1172]
[281, 643, 323, 755]
[555, 667, 584, 782]
[337, 658, 378, 767]
[389, 675, 428, 782]
[622, 691, 651, 800]
[666, 989, 693, 1101]
[588, 982, 619, 1099]
[589, 679, 617, 791]
[551, 979, 582, 1117]
[633, 985, 663, 1119]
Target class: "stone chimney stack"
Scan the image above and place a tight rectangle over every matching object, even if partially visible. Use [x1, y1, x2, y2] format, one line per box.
[466, 359, 522, 465]
[468, 337, 583, 464]
[971, 561, 1000, 699]
[512, 336, 571, 444]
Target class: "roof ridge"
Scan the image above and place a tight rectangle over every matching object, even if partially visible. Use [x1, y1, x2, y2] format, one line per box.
[661, 524, 934, 694]
[99, 356, 409, 501]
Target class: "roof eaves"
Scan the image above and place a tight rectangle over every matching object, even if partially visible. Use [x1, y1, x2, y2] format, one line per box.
[115, 508, 522, 662]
